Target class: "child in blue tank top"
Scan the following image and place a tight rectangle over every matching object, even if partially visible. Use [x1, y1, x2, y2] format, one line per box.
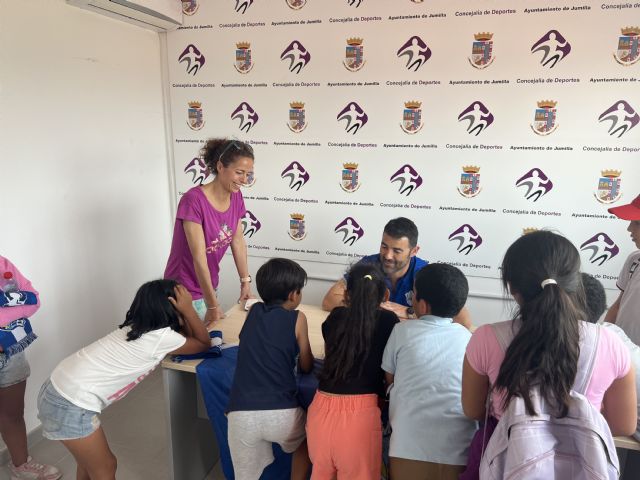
[227, 258, 314, 480]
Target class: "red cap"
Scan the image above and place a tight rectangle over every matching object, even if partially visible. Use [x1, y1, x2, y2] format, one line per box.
[608, 194, 640, 221]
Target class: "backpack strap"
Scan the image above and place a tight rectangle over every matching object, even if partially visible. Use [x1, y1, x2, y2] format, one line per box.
[490, 320, 519, 353]
[573, 323, 600, 395]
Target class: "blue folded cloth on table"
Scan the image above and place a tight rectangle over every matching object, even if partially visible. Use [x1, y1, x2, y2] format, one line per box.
[196, 346, 322, 480]
[171, 330, 223, 363]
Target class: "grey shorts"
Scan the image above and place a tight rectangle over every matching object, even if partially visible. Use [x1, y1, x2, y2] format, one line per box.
[228, 407, 306, 480]
[37, 379, 101, 441]
[0, 351, 30, 388]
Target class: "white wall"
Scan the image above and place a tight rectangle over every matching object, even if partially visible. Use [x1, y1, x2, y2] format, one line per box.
[0, 0, 171, 444]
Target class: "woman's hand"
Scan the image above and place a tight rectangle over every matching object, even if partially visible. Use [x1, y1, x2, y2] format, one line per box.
[204, 306, 224, 328]
[169, 285, 193, 316]
[238, 282, 252, 304]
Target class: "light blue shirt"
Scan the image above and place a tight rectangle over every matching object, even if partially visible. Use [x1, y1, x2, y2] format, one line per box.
[382, 315, 477, 464]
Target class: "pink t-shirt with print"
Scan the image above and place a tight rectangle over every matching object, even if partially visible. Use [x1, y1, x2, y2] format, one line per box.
[164, 187, 246, 299]
[466, 320, 631, 419]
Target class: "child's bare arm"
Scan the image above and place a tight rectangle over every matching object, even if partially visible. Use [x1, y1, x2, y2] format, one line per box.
[295, 311, 314, 373]
[168, 285, 211, 355]
[604, 292, 623, 324]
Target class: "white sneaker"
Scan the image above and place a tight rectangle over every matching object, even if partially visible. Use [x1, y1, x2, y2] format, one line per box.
[8, 456, 62, 480]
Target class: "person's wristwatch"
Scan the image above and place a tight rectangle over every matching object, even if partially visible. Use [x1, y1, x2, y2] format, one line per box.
[406, 306, 415, 319]
[240, 275, 252, 284]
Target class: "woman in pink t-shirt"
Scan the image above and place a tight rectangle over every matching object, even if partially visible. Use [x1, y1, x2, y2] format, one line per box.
[165, 139, 254, 327]
[460, 231, 637, 479]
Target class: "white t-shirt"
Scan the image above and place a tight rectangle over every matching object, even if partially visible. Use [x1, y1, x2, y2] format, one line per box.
[602, 322, 640, 440]
[51, 327, 186, 412]
[382, 316, 477, 465]
[615, 251, 640, 345]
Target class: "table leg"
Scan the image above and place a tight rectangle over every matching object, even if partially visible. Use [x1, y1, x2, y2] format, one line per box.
[163, 367, 219, 480]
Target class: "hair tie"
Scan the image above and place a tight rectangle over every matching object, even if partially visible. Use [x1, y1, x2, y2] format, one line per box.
[541, 278, 557, 289]
[363, 275, 373, 280]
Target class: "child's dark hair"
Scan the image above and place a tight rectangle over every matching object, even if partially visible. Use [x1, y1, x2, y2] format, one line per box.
[319, 262, 387, 385]
[119, 279, 181, 341]
[414, 263, 468, 318]
[256, 258, 307, 304]
[200, 138, 254, 175]
[384, 217, 418, 248]
[496, 230, 586, 417]
[580, 273, 607, 324]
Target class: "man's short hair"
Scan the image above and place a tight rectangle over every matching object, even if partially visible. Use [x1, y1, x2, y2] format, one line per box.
[256, 258, 307, 304]
[383, 217, 418, 248]
[580, 273, 607, 324]
[414, 263, 468, 318]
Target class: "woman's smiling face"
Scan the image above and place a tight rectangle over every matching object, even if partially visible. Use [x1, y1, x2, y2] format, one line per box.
[217, 156, 254, 193]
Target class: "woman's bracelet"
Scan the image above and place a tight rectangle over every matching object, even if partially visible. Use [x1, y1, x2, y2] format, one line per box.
[207, 305, 218, 311]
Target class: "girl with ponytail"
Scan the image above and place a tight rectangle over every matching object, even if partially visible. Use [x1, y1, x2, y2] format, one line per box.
[460, 230, 636, 479]
[306, 262, 398, 480]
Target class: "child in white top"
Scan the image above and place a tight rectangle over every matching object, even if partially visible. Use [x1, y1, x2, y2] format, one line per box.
[37, 280, 211, 480]
[382, 263, 476, 480]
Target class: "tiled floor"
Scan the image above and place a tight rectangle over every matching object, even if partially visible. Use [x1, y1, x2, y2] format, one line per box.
[0, 370, 225, 480]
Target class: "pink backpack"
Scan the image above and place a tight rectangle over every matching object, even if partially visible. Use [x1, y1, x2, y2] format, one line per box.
[480, 322, 620, 480]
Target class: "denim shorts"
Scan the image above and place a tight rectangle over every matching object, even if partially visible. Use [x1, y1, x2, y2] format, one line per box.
[37, 379, 101, 440]
[0, 351, 30, 388]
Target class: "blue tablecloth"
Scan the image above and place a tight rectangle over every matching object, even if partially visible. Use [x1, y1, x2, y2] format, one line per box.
[195, 346, 321, 480]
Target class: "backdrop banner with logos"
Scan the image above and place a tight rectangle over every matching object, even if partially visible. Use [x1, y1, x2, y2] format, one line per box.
[167, 0, 640, 287]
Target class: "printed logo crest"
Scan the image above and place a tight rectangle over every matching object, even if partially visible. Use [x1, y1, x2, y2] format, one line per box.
[178, 44, 205, 76]
[457, 166, 481, 198]
[458, 101, 494, 136]
[344, 38, 365, 72]
[184, 157, 211, 185]
[598, 101, 639, 138]
[580, 233, 619, 266]
[231, 102, 259, 132]
[397, 36, 432, 72]
[289, 213, 307, 240]
[594, 170, 622, 204]
[280, 41, 311, 74]
[288, 101, 307, 133]
[182, 0, 199, 15]
[281, 162, 310, 191]
[390, 165, 422, 196]
[531, 30, 571, 68]
[400, 101, 423, 134]
[340, 163, 361, 192]
[337, 102, 368, 134]
[235, 42, 253, 73]
[241, 211, 261, 238]
[347, 0, 363, 6]
[234, 0, 254, 14]
[285, 0, 307, 9]
[469, 32, 494, 69]
[187, 101, 205, 130]
[531, 100, 558, 135]
[614, 27, 640, 66]
[448, 225, 483, 255]
[515, 168, 553, 202]
[335, 217, 365, 245]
